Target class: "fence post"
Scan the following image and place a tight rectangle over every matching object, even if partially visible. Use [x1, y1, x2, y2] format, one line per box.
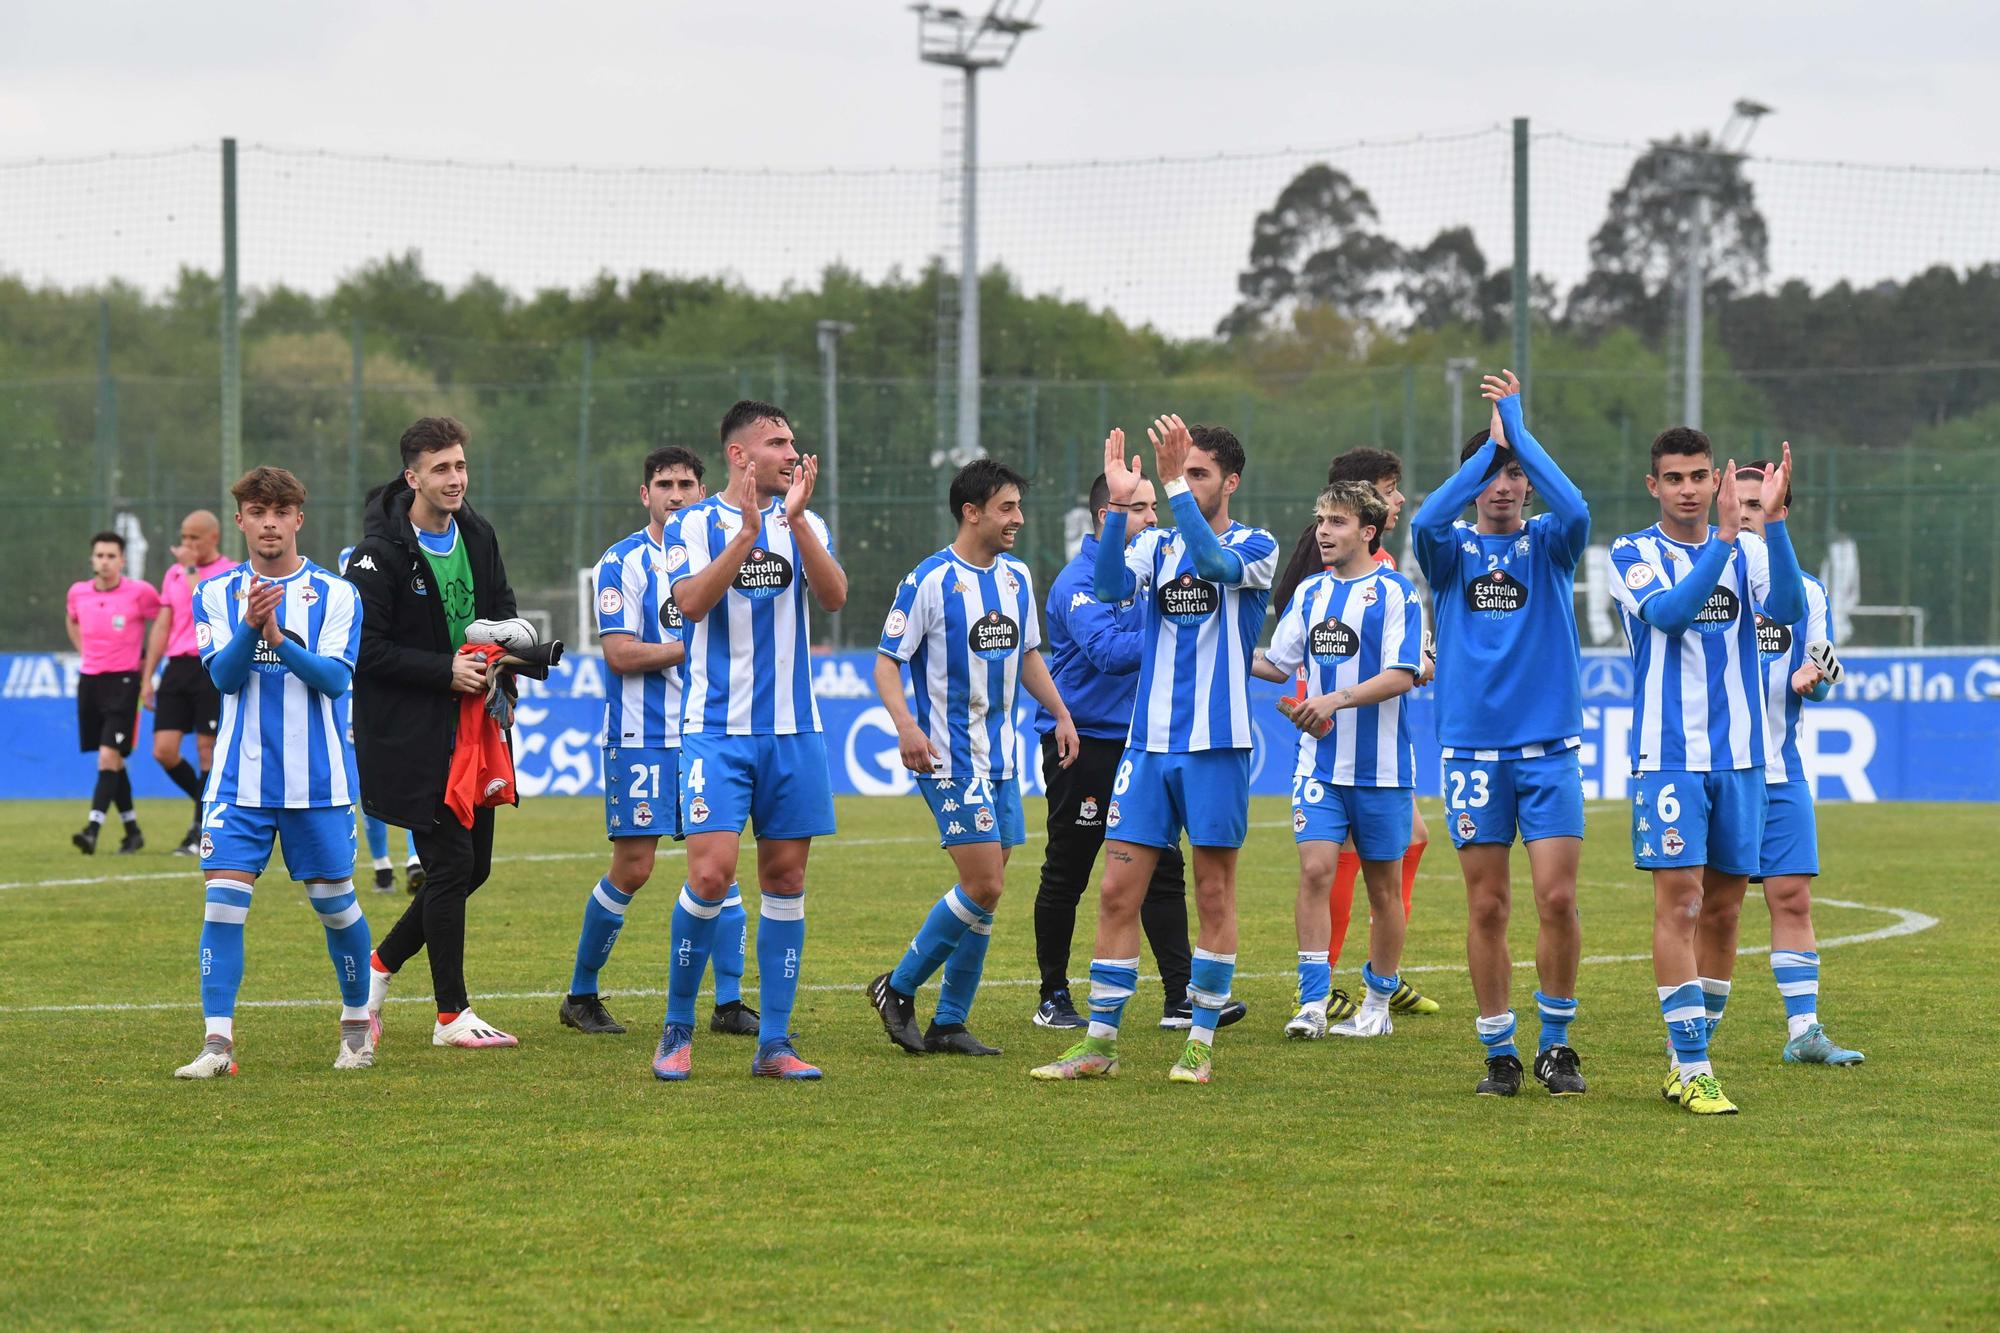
[1512, 117, 1531, 404]
[219, 138, 242, 552]
[347, 318, 364, 547]
[573, 336, 594, 584]
[1401, 363, 1415, 461]
[94, 296, 116, 526]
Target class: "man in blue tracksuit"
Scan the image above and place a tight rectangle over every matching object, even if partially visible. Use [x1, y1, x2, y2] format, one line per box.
[1031, 473, 1243, 1034]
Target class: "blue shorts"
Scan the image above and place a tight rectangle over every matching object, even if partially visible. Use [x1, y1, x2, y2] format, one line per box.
[1105, 748, 1251, 850]
[199, 801, 358, 882]
[1755, 779, 1819, 880]
[604, 745, 682, 841]
[918, 774, 1026, 849]
[1630, 768, 1767, 875]
[1292, 778, 1412, 862]
[678, 731, 838, 842]
[1442, 749, 1587, 850]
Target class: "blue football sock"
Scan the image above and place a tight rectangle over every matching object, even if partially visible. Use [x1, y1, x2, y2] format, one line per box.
[1086, 957, 1141, 1040]
[1476, 1009, 1519, 1061]
[933, 900, 995, 1027]
[569, 876, 634, 997]
[1296, 950, 1331, 1007]
[756, 889, 807, 1044]
[1660, 982, 1710, 1072]
[666, 886, 723, 1028]
[1699, 976, 1731, 1040]
[1534, 990, 1577, 1052]
[306, 879, 372, 1012]
[1360, 960, 1398, 1012]
[1188, 948, 1236, 1045]
[889, 886, 981, 996]
[200, 878, 251, 1025]
[712, 885, 746, 1007]
[1770, 950, 1820, 1033]
[364, 815, 389, 863]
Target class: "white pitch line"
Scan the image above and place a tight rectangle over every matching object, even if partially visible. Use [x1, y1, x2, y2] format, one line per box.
[0, 894, 1938, 1018]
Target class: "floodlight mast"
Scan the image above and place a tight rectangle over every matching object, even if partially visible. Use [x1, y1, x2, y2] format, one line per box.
[912, 2, 1041, 465]
[1681, 99, 1771, 428]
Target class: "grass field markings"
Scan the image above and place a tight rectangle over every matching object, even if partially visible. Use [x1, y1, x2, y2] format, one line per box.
[0, 892, 1936, 1018]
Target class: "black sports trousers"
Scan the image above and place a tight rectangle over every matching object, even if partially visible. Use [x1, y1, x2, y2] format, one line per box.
[376, 800, 494, 1014]
[1033, 733, 1192, 1006]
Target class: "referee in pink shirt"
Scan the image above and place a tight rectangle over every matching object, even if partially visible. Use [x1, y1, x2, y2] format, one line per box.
[66, 530, 161, 854]
[141, 510, 237, 854]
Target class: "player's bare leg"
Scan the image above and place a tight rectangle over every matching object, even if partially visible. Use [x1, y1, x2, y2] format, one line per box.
[1330, 857, 1402, 1038]
[1031, 839, 1160, 1080]
[1693, 867, 1749, 1051]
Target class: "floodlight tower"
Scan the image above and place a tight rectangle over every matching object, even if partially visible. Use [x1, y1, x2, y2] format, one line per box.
[1682, 98, 1772, 427]
[913, 2, 1041, 465]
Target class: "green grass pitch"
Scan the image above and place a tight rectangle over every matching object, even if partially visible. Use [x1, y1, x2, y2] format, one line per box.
[1, 795, 1995, 1328]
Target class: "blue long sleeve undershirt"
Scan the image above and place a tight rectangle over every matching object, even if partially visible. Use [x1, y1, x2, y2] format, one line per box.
[1494, 395, 1590, 558]
[1761, 518, 1806, 626]
[276, 635, 353, 698]
[1094, 511, 1136, 602]
[205, 625, 257, 693]
[1637, 538, 1735, 636]
[1165, 487, 1242, 583]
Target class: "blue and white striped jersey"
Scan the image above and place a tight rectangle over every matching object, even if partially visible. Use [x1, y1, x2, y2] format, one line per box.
[877, 547, 1041, 782]
[1609, 525, 1774, 773]
[1759, 573, 1832, 784]
[197, 560, 361, 808]
[663, 495, 829, 736]
[1263, 567, 1423, 787]
[596, 527, 686, 749]
[1121, 520, 1278, 753]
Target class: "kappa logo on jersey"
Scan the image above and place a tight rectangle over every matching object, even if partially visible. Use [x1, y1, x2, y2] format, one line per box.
[1756, 613, 1793, 657]
[1662, 826, 1686, 857]
[1079, 796, 1099, 823]
[940, 799, 958, 812]
[1636, 816, 1651, 833]
[633, 800, 654, 828]
[974, 805, 995, 833]
[946, 821, 966, 836]
[1293, 807, 1307, 833]
[733, 548, 794, 599]
[660, 595, 683, 631]
[884, 609, 908, 639]
[1157, 571, 1220, 624]
[1693, 586, 1741, 632]
[688, 796, 710, 825]
[599, 587, 623, 616]
[352, 554, 377, 572]
[194, 621, 212, 650]
[1640, 841, 1654, 858]
[968, 610, 1020, 661]
[1309, 616, 1360, 662]
[1625, 563, 1657, 589]
[1469, 568, 1528, 615]
[1455, 811, 1476, 842]
[1106, 799, 1121, 828]
[1069, 590, 1091, 612]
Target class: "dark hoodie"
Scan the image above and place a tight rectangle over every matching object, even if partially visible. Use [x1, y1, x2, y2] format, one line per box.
[342, 477, 517, 830]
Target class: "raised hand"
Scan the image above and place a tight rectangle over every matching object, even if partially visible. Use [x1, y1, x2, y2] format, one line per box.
[1715, 456, 1742, 542]
[1147, 413, 1191, 484]
[733, 465, 763, 541]
[1759, 440, 1794, 521]
[1480, 370, 1521, 446]
[785, 453, 818, 519]
[1102, 427, 1142, 506]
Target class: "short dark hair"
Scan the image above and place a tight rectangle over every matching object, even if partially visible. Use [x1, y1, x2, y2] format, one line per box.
[1739, 458, 1793, 511]
[1328, 446, 1401, 489]
[1459, 428, 1516, 481]
[1650, 426, 1713, 473]
[949, 458, 1029, 522]
[231, 465, 308, 510]
[1189, 424, 1246, 479]
[1087, 472, 1111, 519]
[399, 416, 470, 471]
[719, 400, 790, 447]
[644, 445, 704, 486]
[90, 530, 124, 552]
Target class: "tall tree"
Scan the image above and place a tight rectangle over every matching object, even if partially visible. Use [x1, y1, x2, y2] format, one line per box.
[1220, 164, 1404, 338]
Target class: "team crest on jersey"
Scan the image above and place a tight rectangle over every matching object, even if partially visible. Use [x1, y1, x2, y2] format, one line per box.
[1079, 796, 1099, 823]
[1292, 807, 1307, 833]
[1469, 569, 1528, 615]
[199, 833, 214, 859]
[1456, 811, 1476, 842]
[411, 575, 429, 596]
[1693, 586, 1741, 632]
[974, 806, 995, 833]
[689, 796, 710, 825]
[969, 610, 1020, 661]
[633, 801, 654, 829]
[665, 545, 688, 573]
[1755, 613, 1792, 657]
[1309, 616, 1360, 662]
[111, 614, 126, 631]
[300, 586, 319, 606]
[661, 596, 683, 631]
[1359, 583, 1379, 607]
[884, 609, 908, 639]
[1106, 800, 1121, 828]
[1625, 564, 1656, 589]
[734, 548, 794, 600]
[1157, 572, 1220, 624]
[599, 587, 624, 616]
[1001, 569, 1020, 593]
[1661, 827, 1685, 857]
[194, 621, 212, 650]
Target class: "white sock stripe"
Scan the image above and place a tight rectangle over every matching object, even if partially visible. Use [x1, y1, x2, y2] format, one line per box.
[306, 880, 355, 900]
[1662, 1003, 1705, 1024]
[1089, 979, 1136, 1004]
[593, 884, 631, 916]
[1698, 977, 1733, 995]
[760, 894, 806, 922]
[943, 888, 984, 927]
[1770, 951, 1818, 968]
[1091, 957, 1141, 971]
[315, 903, 363, 930]
[676, 887, 723, 920]
[1775, 980, 1820, 997]
[203, 903, 249, 924]
[1192, 948, 1237, 964]
[1187, 986, 1231, 1009]
[721, 894, 743, 909]
[1298, 951, 1329, 964]
[969, 920, 993, 936]
[206, 878, 251, 897]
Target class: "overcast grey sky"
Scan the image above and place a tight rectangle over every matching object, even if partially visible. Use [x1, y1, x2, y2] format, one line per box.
[7, 1, 1998, 335]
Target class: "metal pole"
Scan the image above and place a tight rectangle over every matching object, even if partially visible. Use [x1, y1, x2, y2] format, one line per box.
[957, 66, 980, 462]
[219, 137, 242, 550]
[1511, 118, 1530, 403]
[95, 297, 115, 527]
[815, 320, 849, 647]
[573, 337, 593, 582]
[1445, 359, 1469, 474]
[347, 318, 364, 547]
[1683, 192, 1709, 427]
